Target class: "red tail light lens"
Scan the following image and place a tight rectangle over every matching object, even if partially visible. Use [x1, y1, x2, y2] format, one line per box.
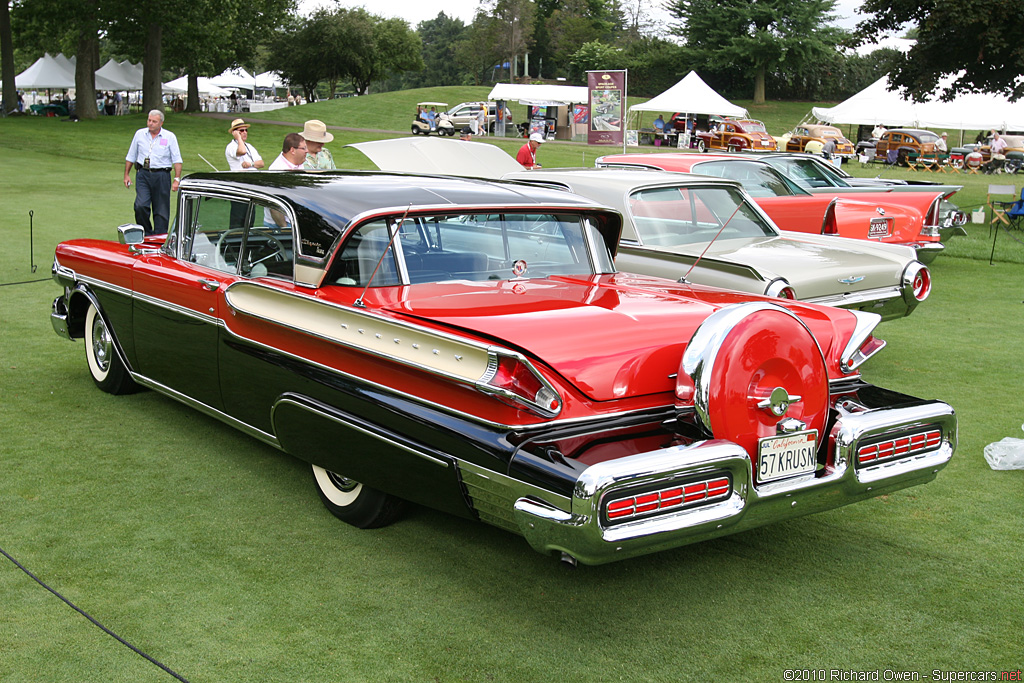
[857, 429, 942, 465]
[478, 352, 562, 417]
[821, 199, 840, 235]
[912, 268, 931, 301]
[605, 476, 731, 522]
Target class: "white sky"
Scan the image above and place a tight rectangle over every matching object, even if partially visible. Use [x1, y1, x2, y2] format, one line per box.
[299, 0, 867, 31]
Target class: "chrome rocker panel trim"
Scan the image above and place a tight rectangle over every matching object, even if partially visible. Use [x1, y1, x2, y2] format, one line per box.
[510, 400, 955, 565]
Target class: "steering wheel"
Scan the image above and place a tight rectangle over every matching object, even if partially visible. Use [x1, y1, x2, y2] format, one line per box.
[216, 228, 287, 274]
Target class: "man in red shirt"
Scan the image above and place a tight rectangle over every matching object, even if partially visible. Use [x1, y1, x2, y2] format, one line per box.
[516, 132, 545, 169]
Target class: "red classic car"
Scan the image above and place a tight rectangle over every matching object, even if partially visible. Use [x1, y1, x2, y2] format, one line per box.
[694, 118, 778, 153]
[596, 153, 951, 263]
[50, 171, 956, 565]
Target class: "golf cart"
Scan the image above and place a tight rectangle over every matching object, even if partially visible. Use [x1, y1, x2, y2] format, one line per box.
[412, 102, 455, 136]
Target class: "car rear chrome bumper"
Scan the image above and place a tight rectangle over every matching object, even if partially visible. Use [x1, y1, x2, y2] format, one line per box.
[511, 400, 955, 565]
[911, 241, 944, 264]
[805, 286, 913, 321]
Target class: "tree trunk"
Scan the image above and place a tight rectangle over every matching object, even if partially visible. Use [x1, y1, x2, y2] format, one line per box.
[142, 23, 163, 114]
[186, 72, 200, 112]
[74, 29, 99, 120]
[753, 64, 766, 104]
[1, 0, 16, 115]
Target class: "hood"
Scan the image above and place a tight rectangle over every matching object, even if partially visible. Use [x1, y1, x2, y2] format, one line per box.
[380, 273, 848, 402]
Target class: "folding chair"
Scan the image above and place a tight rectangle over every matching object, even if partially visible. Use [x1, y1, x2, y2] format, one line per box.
[987, 184, 1016, 235]
[995, 187, 1024, 230]
[965, 152, 984, 174]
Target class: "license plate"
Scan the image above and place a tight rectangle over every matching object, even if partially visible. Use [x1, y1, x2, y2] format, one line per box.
[868, 217, 892, 238]
[761, 140, 771, 146]
[757, 431, 818, 483]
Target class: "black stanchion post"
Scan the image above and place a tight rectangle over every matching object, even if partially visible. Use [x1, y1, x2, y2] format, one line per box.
[29, 210, 37, 273]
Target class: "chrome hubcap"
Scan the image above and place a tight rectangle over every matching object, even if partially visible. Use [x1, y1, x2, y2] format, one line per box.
[91, 316, 111, 372]
[326, 471, 358, 493]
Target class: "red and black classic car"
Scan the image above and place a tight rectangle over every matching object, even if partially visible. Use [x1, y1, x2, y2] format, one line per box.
[50, 171, 957, 565]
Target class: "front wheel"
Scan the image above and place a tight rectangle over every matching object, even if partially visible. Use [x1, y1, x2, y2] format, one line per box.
[696, 139, 706, 153]
[311, 465, 405, 529]
[411, 125, 420, 135]
[84, 302, 136, 394]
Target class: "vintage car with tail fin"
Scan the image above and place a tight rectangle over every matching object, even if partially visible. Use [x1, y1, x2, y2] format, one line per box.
[50, 170, 957, 565]
[347, 138, 931, 321]
[597, 152, 953, 264]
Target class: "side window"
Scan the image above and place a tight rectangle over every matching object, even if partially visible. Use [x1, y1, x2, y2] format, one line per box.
[184, 195, 294, 279]
[331, 220, 400, 287]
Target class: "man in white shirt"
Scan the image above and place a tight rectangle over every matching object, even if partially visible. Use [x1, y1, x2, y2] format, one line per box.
[935, 132, 948, 154]
[265, 134, 308, 226]
[123, 109, 183, 235]
[269, 133, 307, 170]
[225, 118, 264, 171]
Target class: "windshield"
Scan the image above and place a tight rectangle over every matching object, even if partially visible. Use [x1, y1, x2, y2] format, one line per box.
[742, 121, 767, 132]
[329, 212, 611, 286]
[765, 158, 850, 189]
[693, 160, 806, 197]
[627, 185, 776, 246]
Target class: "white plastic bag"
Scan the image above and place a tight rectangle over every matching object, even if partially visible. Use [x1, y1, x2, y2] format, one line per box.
[984, 423, 1024, 470]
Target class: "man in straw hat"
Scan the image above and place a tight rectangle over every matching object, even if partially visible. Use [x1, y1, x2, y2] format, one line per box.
[225, 118, 265, 171]
[300, 119, 336, 170]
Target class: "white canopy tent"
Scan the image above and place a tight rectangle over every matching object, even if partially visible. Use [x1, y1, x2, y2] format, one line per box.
[162, 75, 230, 97]
[629, 71, 747, 119]
[13, 53, 74, 89]
[488, 83, 588, 106]
[254, 71, 286, 90]
[812, 75, 1024, 131]
[96, 59, 142, 90]
[209, 67, 255, 91]
[14, 53, 138, 91]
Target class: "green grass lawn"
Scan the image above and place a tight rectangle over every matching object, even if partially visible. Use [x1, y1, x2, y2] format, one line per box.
[1, 96, 1022, 682]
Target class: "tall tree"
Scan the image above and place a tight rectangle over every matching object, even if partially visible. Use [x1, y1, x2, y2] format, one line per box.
[666, 0, 844, 103]
[11, 0, 103, 118]
[855, 0, 1024, 102]
[453, 12, 506, 85]
[1, 0, 16, 115]
[408, 13, 466, 88]
[482, 0, 536, 79]
[267, 8, 421, 97]
[546, 0, 622, 76]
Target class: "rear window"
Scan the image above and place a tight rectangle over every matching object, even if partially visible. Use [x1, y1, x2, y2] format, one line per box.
[627, 185, 776, 245]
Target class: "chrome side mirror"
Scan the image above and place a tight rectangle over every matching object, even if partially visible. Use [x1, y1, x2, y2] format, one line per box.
[118, 224, 145, 245]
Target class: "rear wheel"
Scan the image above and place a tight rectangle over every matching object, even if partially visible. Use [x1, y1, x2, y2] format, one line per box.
[84, 302, 136, 394]
[311, 465, 405, 529]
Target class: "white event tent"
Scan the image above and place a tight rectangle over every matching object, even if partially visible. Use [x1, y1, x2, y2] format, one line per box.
[162, 75, 231, 97]
[812, 75, 1024, 132]
[14, 53, 130, 91]
[629, 71, 747, 122]
[96, 59, 142, 90]
[488, 83, 588, 106]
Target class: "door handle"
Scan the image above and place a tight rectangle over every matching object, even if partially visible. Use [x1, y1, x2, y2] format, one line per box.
[198, 278, 220, 291]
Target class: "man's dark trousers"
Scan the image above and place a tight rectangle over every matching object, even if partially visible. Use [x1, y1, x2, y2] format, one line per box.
[134, 167, 172, 235]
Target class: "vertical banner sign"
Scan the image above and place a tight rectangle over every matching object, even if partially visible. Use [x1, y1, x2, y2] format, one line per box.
[587, 70, 626, 146]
